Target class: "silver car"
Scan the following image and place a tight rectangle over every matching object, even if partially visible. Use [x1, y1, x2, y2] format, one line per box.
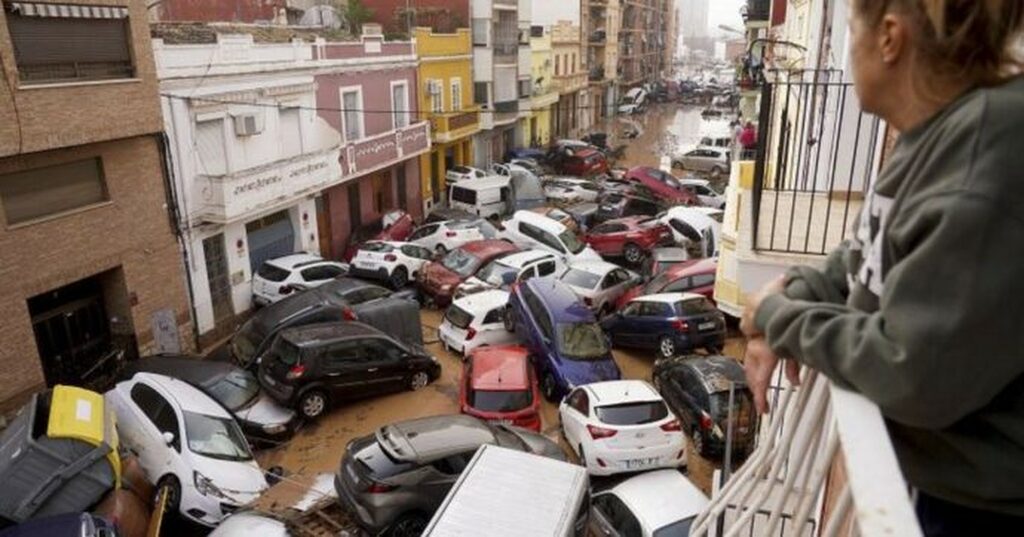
[673, 147, 730, 178]
[334, 415, 565, 536]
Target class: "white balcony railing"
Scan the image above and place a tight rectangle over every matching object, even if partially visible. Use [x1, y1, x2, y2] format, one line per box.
[691, 369, 922, 537]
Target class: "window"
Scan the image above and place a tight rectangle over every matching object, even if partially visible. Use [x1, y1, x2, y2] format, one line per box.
[341, 88, 363, 141]
[474, 82, 489, 105]
[536, 260, 557, 277]
[472, 18, 488, 46]
[669, 219, 702, 243]
[530, 25, 544, 38]
[518, 79, 530, 98]
[400, 244, 431, 260]
[301, 264, 344, 281]
[326, 341, 374, 368]
[482, 307, 504, 325]
[6, 5, 134, 84]
[591, 223, 626, 235]
[196, 119, 227, 175]
[449, 78, 462, 112]
[280, 108, 302, 159]
[0, 158, 108, 226]
[691, 273, 715, 287]
[450, 186, 477, 205]
[555, 55, 560, 76]
[621, 302, 643, 317]
[567, 389, 589, 415]
[409, 224, 439, 241]
[595, 401, 669, 425]
[519, 222, 564, 253]
[571, 53, 577, 73]
[663, 277, 694, 293]
[391, 81, 409, 128]
[130, 383, 180, 451]
[593, 494, 642, 536]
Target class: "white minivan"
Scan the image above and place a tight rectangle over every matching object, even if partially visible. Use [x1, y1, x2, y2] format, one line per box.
[448, 172, 545, 220]
[499, 210, 602, 263]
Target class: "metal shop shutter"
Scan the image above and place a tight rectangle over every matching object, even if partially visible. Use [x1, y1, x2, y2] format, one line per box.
[245, 211, 296, 274]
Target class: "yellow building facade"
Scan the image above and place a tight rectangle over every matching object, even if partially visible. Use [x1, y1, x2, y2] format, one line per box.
[414, 27, 481, 212]
[530, 29, 559, 146]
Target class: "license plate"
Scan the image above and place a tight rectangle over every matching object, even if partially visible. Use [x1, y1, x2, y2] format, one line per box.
[624, 457, 659, 469]
[699, 322, 716, 330]
[356, 261, 376, 270]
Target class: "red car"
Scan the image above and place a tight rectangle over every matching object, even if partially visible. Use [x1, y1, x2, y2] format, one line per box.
[460, 345, 542, 431]
[624, 166, 700, 205]
[416, 240, 519, 307]
[342, 210, 415, 261]
[559, 148, 609, 177]
[615, 257, 718, 308]
[584, 216, 674, 265]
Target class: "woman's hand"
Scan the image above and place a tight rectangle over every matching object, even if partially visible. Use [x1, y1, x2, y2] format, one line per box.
[744, 337, 802, 414]
[740, 275, 786, 338]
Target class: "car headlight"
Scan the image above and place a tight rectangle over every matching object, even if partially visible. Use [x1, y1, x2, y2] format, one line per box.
[262, 423, 287, 435]
[194, 471, 228, 500]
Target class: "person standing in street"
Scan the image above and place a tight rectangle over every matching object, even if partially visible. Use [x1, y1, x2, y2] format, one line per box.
[739, 1, 1024, 536]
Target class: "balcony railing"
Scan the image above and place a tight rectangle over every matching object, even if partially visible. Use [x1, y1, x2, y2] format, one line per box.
[744, 0, 771, 23]
[430, 108, 481, 140]
[18, 60, 135, 84]
[691, 369, 922, 537]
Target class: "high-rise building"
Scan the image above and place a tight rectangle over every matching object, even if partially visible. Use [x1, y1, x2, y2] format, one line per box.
[679, 0, 713, 53]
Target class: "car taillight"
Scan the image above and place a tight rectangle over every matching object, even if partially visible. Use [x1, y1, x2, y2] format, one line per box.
[286, 365, 306, 380]
[672, 319, 690, 331]
[279, 285, 293, 295]
[661, 419, 682, 432]
[384, 254, 397, 262]
[466, 327, 477, 341]
[342, 308, 358, 321]
[587, 424, 618, 440]
[367, 482, 396, 494]
[700, 412, 713, 430]
[446, 231, 457, 237]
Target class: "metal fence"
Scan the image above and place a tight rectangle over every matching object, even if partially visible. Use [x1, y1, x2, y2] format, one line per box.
[752, 72, 883, 255]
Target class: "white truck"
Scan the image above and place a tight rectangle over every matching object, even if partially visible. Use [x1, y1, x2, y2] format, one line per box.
[423, 444, 590, 537]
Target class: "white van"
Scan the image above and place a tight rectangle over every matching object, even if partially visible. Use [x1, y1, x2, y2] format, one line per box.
[659, 205, 723, 258]
[498, 210, 602, 263]
[448, 176, 513, 219]
[618, 87, 648, 115]
[423, 444, 590, 537]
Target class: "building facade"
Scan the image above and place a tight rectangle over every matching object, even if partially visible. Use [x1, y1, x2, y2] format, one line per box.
[0, 0, 193, 411]
[550, 19, 588, 137]
[584, 0, 620, 123]
[529, 25, 558, 146]
[364, 0, 470, 35]
[414, 25, 481, 212]
[619, 0, 665, 87]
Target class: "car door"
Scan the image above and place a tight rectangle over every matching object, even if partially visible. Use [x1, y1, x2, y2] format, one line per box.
[634, 301, 673, 348]
[124, 381, 180, 480]
[322, 341, 375, 399]
[561, 388, 590, 449]
[610, 301, 643, 346]
[587, 223, 624, 255]
[364, 338, 411, 393]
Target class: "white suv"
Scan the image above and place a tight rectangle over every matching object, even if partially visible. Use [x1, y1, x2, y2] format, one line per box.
[455, 249, 566, 298]
[498, 210, 601, 263]
[437, 290, 519, 356]
[445, 165, 488, 185]
[408, 219, 499, 255]
[348, 241, 434, 289]
[251, 253, 347, 306]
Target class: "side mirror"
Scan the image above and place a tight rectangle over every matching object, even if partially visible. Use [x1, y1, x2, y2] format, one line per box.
[161, 431, 175, 447]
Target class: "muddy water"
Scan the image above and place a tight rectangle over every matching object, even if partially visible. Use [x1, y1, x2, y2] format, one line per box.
[592, 103, 706, 170]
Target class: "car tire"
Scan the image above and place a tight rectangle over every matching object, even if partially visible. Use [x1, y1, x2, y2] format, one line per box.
[503, 306, 517, 333]
[692, 428, 706, 457]
[671, 160, 683, 169]
[541, 373, 559, 402]
[388, 513, 428, 537]
[658, 336, 676, 359]
[157, 475, 181, 515]
[623, 243, 644, 265]
[298, 389, 328, 420]
[389, 267, 408, 290]
[408, 371, 430, 391]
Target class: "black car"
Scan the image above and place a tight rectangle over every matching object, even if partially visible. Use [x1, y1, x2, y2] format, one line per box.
[230, 277, 422, 369]
[0, 513, 118, 537]
[258, 322, 441, 420]
[121, 355, 297, 444]
[592, 192, 665, 225]
[652, 356, 757, 460]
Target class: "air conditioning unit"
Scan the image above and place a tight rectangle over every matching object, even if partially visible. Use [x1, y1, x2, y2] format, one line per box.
[232, 112, 264, 136]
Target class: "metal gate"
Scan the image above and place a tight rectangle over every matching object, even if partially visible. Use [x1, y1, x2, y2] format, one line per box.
[202, 233, 234, 323]
[245, 211, 296, 273]
[29, 278, 110, 387]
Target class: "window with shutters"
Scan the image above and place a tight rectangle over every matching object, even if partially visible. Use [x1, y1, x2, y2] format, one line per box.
[0, 157, 109, 226]
[279, 108, 302, 159]
[5, 4, 135, 84]
[340, 87, 364, 142]
[195, 119, 228, 175]
[450, 78, 462, 113]
[391, 81, 410, 128]
[473, 82, 488, 105]
[428, 80, 444, 113]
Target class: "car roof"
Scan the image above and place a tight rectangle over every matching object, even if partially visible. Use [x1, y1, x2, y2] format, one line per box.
[460, 239, 518, 257]
[451, 175, 510, 190]
[634, 292, 706, 305]
[496, 249, 556, 268]
[666, 257, 718, 277]
[512, 210, 568, 234]
[279, 321, 383, 347]
[452, 289, 510, 313]
[584, 380, 661, 405]
[679, 178, 711, 187]
[523, 278, 594, 323]
[126, 355, 235, 386]
[379, 415, 496, 462]
[265, 253, 324, 270]
[469, 346, 531, 390]
[677, 356, 748, 392]
[131, 372, 232, 417]
[566, 259, 620, 276]
[609, 470, 709, 530]
[652, 247, 690, 260]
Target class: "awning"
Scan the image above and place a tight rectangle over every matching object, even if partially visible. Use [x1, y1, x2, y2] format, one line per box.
[6, 2, 129, 19]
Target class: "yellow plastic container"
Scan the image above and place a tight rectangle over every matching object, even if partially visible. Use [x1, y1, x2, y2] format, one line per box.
[46, 385, 122, 486]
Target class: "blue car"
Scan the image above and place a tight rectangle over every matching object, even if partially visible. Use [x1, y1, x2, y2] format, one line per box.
[601, 293, 726, 359]
[504, 147, 546, 162]
[504, 278, 621, 401]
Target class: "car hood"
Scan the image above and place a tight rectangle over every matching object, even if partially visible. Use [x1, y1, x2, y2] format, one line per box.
[557, 355, 621, 387]
[505, 427, 568, 462]
[190, 455, 268, 501]
[421, 262, 463, 287]
[235, 392, 296, 427]
[572, 246, 603, 262]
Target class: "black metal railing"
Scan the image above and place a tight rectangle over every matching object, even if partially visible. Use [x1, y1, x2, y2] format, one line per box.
[752, 72, 883, 255]
[18, 60, 135, 84]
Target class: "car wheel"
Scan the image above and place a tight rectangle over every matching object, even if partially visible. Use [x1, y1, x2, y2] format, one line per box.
[503, 306, 517, 332]
[408, 371, 430, 391]
[623, 243, 644, 265]
[389, 513, 428, 537]
[692, 427, 706, 457]
[541, 373, 559, 402]
[389, 267, 408, 290]
[298, 390, 328, 420]
[157, 475, 181, 515]
[671, 160, 683, 169]
[658, 336, 676, 359]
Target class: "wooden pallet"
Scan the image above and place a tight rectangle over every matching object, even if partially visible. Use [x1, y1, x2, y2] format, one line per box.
[250, 474, 361, 537]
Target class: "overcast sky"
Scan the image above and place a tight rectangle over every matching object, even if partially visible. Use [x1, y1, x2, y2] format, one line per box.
[706, 0, 745, 36]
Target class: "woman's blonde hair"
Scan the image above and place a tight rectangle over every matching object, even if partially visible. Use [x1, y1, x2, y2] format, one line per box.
[853, 0, 1024, 87]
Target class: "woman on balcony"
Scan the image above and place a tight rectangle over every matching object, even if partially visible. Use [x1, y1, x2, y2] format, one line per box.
[740, 1, 1024, 535]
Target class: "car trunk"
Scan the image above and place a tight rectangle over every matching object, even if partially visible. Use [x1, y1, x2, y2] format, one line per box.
[675, 299, 724, 336]
[443, 305, 473, 340]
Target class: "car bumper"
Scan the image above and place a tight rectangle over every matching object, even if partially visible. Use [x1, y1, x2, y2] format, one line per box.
[582, 439, 686, 476]
[179, 484, 260, 527]
[252, 294, 274, 307]
[348, 264, 389, 281]
[674, 330, 726, 352]
[240, 418, 298, 444]
[334, 473, 388, 533]
[437, 325, 467, 356]
[259, 373, 297, 406]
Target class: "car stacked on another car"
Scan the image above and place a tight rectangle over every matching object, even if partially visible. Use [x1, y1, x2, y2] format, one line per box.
[498, 210, 602, 263]
[529, 206, 582, 234]
[455, 249, 565, 298]
[543, 177, 603, 204]
[559, 260, 640, 316]
[624, 166, 701, 206]
[416, 240, 519, 307]
[559, 380, 685, 476]
[348, 241, 434, 289]
[438, 289, 519, 356]
[445, 165, 488, 185]
[251, 254, 348, 306]
[592, 192, 665, 226]
[615, 257, 719, 308]
[602, 293, 726, 358]
[460, 346, 542, 431]
[583, 216, 674, 265]
[407, 217, 500, 255]
[342, 210, 415, 262]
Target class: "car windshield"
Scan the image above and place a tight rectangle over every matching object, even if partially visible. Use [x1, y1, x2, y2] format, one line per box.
[561, 268, 601, 290]
[470, 389, 533, 412]
[653, 516, 697, 537]
[557, 323, 609, 360]
[476, 259, 517, 286]
[441, 248, 482, 277]
[184, 411, 253, 461]
[559, 230, 586, 254]
[595, 401, 669, 425]
[205, 370, 260, 411]
[231, 321, 262, 363]
[360, 242, 394, 253]
[444, 304, 474, 329]
[677, 298, 715, 315]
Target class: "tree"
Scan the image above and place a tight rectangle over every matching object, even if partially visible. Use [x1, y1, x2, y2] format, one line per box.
[344, 0, 374, 35]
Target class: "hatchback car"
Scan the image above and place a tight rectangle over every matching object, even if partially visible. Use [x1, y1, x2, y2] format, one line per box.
[455, 249, 565, 298]
[624, 167, 700, 205]
[438, 289, 519, 356]
[652, 356, 757, 459]
[559, 380, 684, 476]
[342, 210, 416, 261]
[559, 148, 609, 177]
[407, 218, 499, 255]
[602, 293, 726, 358]
[416, 239, 519, 307]
[544, 177, 603, 204]
[460, 346, 541, 431]
[559, 261, 639, 316]
[592, 192, 665, 226]
[615, 257, 719, 308]
[334, 414, 565, 535]
[348, 241, 434, 289]
[258, 322, 441, 420]
[673, 147, 730, 179]
[106, 373, 268, 526]
[584, 216, 673, 264]
[589, 469, 709, 537]
[0, 513, 119, 537]
[445, 165, 488, 185]
[498, 210, 602, 263]
[251, 254, 348, 306]
[659, 206, 722, 258]
[122, 356, 297, 445]
[505, 278, 621, 401]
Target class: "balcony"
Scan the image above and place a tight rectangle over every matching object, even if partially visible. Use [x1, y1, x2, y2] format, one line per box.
[744, 0, 771, 26]
[493, 100, 519, 125]
[588, 66, 605, 82]
[493, 42, 518, 65]
[429, 107, 481, 143]
[588, 29, 607, 44]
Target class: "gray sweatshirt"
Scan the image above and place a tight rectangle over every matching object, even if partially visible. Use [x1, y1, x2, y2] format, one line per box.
[754, 76, 1024, 515]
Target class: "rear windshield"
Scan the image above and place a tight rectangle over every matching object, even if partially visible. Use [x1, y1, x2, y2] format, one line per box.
[595, 401, 669, 426]
[561, 268, 601, 290]
[470, 389, 533, 412]
[676, 298, 715, 315]
[441, 248, 482, 278]
[360, 242, 394, 253]
[269, 337, 302, 366]
[710, 390, 754, 423]
[231, 320, 264, 363]
[256, 263, 290, 282]
[451, 187, 477, 205]
[359, 439, 415, 479]
[445, 305, 474, 329]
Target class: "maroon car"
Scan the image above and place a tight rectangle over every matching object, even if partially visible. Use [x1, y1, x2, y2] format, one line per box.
[624, 166, 700, 206]
[584, 216, 673, 265]
[416, 240, 519, 307]
[615, 257, 719, 309]
[559, 148, 609, 177]
[342, 210, 415, 262]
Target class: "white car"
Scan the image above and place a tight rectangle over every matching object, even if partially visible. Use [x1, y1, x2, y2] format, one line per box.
[544, 177, 602, 204]
[106, 373, 269, 526]
[251, 253, 347, 306]
[455, 249, 566, 298]
[672, 146, 730, 178]
[445, 165, 488, 185]
[658, 206, 722, 258]
[558, 260, 639, 315]
[559, 380, 685, 476]
[589, 470, 710, 536]
[408, 218, 499, 254]
[348, 241, 434, 289]
[498, 210, 602, 263]
[437, 289, 519, 356]
[680, 178, 726, 209]
[209, 512, 288, 537]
